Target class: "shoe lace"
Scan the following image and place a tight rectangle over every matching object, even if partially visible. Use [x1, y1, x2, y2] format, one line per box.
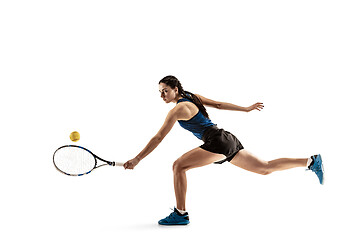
[164, 208, 178, 221]
[306, 163, 322, 175]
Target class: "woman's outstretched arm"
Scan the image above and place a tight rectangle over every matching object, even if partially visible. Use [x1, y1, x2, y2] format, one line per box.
[195, 94, 264, 112]
[123, 107, 179, 169]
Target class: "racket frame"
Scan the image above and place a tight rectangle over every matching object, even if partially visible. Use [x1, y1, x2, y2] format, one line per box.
[53, 145, 118, 176]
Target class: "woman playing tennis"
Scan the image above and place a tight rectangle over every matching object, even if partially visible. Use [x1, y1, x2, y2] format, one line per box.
[123, 75, 324, 225]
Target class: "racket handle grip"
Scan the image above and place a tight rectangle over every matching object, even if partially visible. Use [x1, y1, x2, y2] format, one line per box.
[114, 162, 124, 167]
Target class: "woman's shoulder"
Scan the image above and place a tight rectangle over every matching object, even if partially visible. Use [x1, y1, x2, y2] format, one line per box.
[172, 101, 197, 120]
[173, 101, 190, 112]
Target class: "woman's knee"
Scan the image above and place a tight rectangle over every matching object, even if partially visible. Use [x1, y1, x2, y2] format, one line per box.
[261, 161, 272, 175]
[173, 158, 187, 173]
[233, 150, 272, 175]
[261, 168, 271, 175]
[251, 161, 271, 175]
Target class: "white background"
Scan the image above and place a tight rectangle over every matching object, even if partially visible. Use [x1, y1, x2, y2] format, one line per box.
[1, 0, 359, 239]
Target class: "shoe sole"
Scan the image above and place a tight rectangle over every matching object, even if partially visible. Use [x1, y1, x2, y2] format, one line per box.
[318, 154, 325, 185]
[158, 222, 190, 226]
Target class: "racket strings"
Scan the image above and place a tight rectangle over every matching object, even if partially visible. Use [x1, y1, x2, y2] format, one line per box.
[54, 147, 96, 175]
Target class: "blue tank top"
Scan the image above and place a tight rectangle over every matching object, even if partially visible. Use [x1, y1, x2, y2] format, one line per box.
[177, 98, 215, 140]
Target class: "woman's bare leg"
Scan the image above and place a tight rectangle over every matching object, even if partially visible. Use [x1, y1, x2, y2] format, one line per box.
[173, 147, 225, 211]
[230, 149, 307, 175]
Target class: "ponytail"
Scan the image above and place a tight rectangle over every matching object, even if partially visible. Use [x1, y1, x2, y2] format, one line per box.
[181, 91, 209, 119]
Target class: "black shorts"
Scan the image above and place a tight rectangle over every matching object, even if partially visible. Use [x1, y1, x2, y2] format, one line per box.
[200, 125, 244, 164]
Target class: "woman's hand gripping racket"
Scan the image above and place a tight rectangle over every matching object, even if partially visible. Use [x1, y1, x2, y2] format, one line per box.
[53, 145, 124, 176]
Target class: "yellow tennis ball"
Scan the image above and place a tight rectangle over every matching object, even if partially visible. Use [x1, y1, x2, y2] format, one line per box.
[70, 131, 80, 142]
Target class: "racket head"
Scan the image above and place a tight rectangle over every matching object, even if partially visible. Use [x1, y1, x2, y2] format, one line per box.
[53, 145, 97, 176]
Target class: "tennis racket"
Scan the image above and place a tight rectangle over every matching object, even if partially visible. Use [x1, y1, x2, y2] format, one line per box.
[53, 145, 124, 176]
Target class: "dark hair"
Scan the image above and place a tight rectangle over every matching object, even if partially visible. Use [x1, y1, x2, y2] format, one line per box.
[159, 75, 209, 119]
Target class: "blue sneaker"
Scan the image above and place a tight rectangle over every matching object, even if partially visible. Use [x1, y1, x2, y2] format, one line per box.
[158, 208, 190, 225]
[308, 154, 324, 185]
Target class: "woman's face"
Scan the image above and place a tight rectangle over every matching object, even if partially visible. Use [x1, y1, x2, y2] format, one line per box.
[159, 83, 178, 103]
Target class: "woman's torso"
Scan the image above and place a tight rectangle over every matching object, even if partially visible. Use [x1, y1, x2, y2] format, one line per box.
[176, 98, 215, 140]
[177, 99, 200, 121]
